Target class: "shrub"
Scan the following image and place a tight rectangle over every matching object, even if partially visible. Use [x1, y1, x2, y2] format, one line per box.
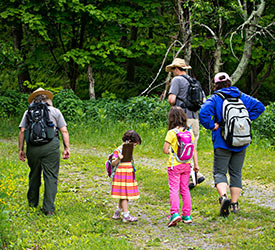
[0, 90, 28, 118]
[54, 89, 85, 122]
[252, 102, 275, 145]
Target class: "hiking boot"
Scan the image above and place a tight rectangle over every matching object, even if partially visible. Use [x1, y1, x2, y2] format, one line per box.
[182, 215, 192, 224]
[168, 213, 181, 227]
[112, 210, 121, 220]
[122, 214, 138, 223]
[230, 201, 239, 214]
[219, 194, 231, 217]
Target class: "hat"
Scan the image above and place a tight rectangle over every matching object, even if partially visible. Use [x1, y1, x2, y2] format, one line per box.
[165, 58, 192, 72]
[214, 72, 231, 84]
[27, 88, 54, 104]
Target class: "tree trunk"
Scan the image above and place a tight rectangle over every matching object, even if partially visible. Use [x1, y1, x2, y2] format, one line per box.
[231, 0, 265, 84]
[88, 65, 95, 99]
[12, 22, 31, 93]
[126, 26, 138, 83]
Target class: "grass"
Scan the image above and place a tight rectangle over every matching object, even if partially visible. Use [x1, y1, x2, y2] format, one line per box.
[1, 119, 275, 249]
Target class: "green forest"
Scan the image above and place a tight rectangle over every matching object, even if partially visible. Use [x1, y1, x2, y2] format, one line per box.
[0, 0, 274, 103]
[1, 1, 275, 250]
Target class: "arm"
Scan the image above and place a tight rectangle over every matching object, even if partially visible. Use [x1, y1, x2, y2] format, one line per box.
[111, 152, 123, 166]
[242, 94, 265, 121]
[59, 126, 70, 159]
[199, 98, 217, 130]
[168, 94, 176, 106]
[192, 147, 199, 172]
[163, 141, 170, 154]
[18, 128, 26, 162]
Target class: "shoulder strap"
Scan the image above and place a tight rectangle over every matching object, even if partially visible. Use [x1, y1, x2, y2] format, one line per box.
[216, 92, 225, 100]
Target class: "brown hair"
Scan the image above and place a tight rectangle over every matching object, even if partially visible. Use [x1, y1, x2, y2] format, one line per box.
[214, 77, 232, 91]
[168, 106, 188, 130]
[122, 130, 142, 144]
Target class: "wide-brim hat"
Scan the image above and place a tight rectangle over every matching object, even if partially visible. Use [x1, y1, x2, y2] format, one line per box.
[165, 58, 192, 72]
[214, 72, 231, 84]
[27, 88, 54, 104]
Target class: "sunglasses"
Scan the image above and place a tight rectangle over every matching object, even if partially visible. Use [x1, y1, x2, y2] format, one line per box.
[171, 67, 177, 70]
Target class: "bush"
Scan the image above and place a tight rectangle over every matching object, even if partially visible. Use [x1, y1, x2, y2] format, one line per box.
[0, 90, 28, 118]
[252, 102, 275, 145]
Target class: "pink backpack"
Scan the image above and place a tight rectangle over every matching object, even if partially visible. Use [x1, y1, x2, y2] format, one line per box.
[105, 148, 121, 178]
[171, 128, 194, 166]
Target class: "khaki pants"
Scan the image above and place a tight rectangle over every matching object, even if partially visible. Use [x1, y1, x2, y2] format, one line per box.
[187, 119, 199, 148]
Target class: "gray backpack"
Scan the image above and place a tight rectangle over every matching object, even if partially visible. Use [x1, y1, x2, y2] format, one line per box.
[217, 92, 251, 147]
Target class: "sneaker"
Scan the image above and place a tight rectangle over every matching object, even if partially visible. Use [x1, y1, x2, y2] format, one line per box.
[122, 214, 138, 223]
[219, 194, 231, 217]
[230, 201, 239, 214]
[168, 213, 181, 227]
[112, 210, 121, 220]
[182, 215, 192, 224]
[198, 176, 205, 184]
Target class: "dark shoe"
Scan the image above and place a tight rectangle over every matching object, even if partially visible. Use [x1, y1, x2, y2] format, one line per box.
[189, 183, 195, 190]
[44, 211, 55, 216]
[230, 201, 239, 214]
[198, 176, 205, 184]
[219, 195, 230, 217]
[40, 208, 55, 216]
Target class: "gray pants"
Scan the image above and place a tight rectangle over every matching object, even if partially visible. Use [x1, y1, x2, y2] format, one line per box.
[26, 137, 60, 212]
[213, 148, 246, 188]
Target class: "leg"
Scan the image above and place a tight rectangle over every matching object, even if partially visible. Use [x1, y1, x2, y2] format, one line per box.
[168, 167, 181, 215]
[187, 119, 205, 186]
[213, 149, 231, 216]
[41, 138, 60, 213]
[228, 149, 246, 202]
[121, 199, 129, 213]
[179, 164, 191, 216]
[26, 146, 42, 207]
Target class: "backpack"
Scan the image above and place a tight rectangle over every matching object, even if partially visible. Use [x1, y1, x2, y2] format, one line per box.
[171, 128, 194, 167]
[177, 75, 204, 112]
[217, 92, 252, 147]
[105, 149, 122, 178]
[25, 102, 55, 146]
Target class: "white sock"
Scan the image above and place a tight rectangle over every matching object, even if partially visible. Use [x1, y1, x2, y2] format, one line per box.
[115, 207, 121, 213]
[122, 212, 129, 217]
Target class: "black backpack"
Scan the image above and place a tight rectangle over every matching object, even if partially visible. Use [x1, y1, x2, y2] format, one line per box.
[177, 75, 204, 112]
[25, 102, 55, 146]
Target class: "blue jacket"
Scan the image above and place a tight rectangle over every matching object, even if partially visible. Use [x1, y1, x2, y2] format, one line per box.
[199, 86, 265, 152]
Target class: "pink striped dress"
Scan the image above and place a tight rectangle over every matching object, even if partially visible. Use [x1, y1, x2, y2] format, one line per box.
[111, 148, 139, 200]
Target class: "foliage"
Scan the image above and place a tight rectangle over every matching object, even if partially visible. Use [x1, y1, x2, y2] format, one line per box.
[252, 102, 275, 145]
[0, 90, 28, 118]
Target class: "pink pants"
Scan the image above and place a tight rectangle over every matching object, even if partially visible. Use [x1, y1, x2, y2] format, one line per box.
[168, 163, 191, 216]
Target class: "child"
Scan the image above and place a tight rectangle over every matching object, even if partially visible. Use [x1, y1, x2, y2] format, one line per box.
[111, 130, 141, 222]
[163, 106, 199, 227]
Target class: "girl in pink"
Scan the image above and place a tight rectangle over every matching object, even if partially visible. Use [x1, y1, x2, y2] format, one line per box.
[163, 106, 199, 227]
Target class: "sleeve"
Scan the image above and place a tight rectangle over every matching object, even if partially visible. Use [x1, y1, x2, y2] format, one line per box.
[165, 130, 174, 144]
[56, 109, 67, 128]
[199, 97, 217, 130]
[168, 78, 180, 96]
[241, 94, 265, 121]
[18, 111, 28, 128]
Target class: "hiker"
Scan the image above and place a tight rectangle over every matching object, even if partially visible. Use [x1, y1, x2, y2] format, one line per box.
[111, 130, 141, 222]
[166, 58, 206, 189]
[18, 88, 70, 216]
[199, 72, 265, 216]
[163, 106, 199, 227]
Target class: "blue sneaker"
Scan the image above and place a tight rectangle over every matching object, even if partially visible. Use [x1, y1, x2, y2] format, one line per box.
[168, 213, 181, 227]
[182, 215, 192, 224]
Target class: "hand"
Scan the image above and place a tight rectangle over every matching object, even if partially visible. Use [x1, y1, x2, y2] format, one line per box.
[193, 164, 199, 173]
[62, 148, 70, 159]
[19, 150, 26, 162]
[118, 153, 124, 160]
[213, 123, 219, 131]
